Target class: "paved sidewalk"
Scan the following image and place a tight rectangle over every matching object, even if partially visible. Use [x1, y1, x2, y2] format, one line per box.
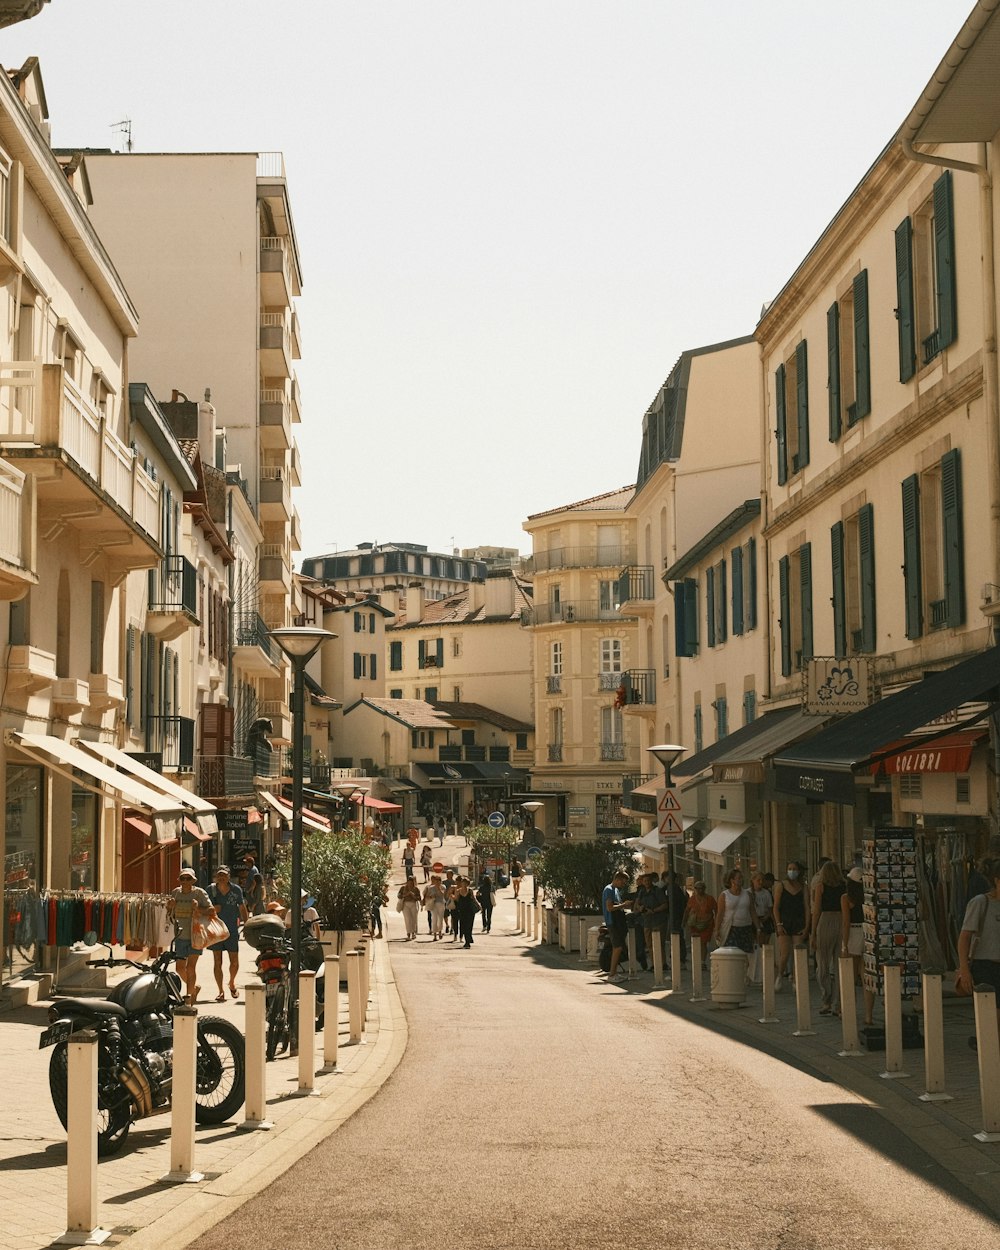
[531, 929, 1000, 1217]
[0, 935, 406, 1250]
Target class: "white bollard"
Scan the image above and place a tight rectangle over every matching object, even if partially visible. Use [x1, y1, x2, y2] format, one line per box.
[578, 917, 589, 961]
[533, 903, 540, 941]
[58, 1030, 110, 1246]
[163, 1007, 204, 1183]
[973, 984, 1000, 1141]
[525, 902, 533, 942]
[357, 939, 371, 1019]
[323, 956, 340, 1072]
[346, 951, 363, 1044]
[651, 928, 665, 989]
[297, 971, 318, 1094]
[792, 945, 815, 1037]
[880, 963, 909, 1079]
[690, 936, 706, 1002]
[919, 972, 951, 1102]
[626, 928, 637, 981]
[837, 956, 862, 1055]
[759, 942, 779, 1024]
[670, 932, 683, 993]
[241, 984, 273, 1129]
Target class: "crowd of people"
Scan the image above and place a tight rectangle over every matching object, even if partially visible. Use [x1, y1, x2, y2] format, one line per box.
[395, 868, 500, 948]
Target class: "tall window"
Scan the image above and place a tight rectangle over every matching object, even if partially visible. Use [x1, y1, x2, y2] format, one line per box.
[827, 270, 871, 439]
[902, 448, 964, 637]
[775, 339, 810, 484]
[706, 559, 727, 648]
[896, 170, 957, 379]
[550, 640, 563, 676]
[600, 706, 624, 761]
[599, 638, 622, 673]
[778, 544, 813, 677]
[731, 537, 757, 636]
[831, 505, 875, 655]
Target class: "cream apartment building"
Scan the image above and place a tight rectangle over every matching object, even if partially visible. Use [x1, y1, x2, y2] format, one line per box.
[302, 542, 489, 610]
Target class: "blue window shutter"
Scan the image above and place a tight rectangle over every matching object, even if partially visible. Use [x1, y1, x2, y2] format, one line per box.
[743, 690, 756, 725]
[859, 503, 876, 652]
[706, 566, 716, 648]
[436, 638, 444, 667]
[831, 522, 846, 658]
[796, 339, 810, 470]
[895, 218, 916, 382]
[674, 582, 687, 658]
[779, 556, 791, 677]
[716, 696, 728, 739]
[775, 363, 788, 485]
[353, 652, 362, 679]
[827, 301, 841, 441]
[731, 546, 744, 636]
[425, 686, 437, 703]
[370, 653, 377, 680]
[942, 448, 965, 627]
[747, 538, 758, 631]
[693, 704, 703, 753]
[902, 474, 923, 638]
[934, 171, 957, 350]
[418, 639, 426, 669]
[853, 270, 871, 419]
[718, 560, 728, 643]
[800, 543, 813, 662]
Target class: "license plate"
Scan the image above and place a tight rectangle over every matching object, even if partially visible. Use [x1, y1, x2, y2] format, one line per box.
[38, 1019, 74, 1049]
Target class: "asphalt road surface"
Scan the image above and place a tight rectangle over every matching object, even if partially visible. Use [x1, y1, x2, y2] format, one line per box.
[213, 902, 1000, 1249]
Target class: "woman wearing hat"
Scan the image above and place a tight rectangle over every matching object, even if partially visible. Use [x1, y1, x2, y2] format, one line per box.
[167, 867, 217, 1004]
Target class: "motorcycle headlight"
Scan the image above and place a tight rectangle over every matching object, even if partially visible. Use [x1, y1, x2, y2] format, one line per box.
[47, 1005, 61, 1023]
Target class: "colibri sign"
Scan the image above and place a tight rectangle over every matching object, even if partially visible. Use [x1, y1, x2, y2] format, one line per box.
[803, 658, 873, 715]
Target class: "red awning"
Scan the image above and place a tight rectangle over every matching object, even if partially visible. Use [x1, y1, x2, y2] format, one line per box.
[872, 729, 987, 775]
[353, 795, 402, 813]
[184, 817, 212, 842]
[123, 814, 212, 844]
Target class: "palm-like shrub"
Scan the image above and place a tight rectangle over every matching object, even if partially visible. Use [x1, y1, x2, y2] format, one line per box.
[535, 840, 633, 912]
[275, 829, 391, 931]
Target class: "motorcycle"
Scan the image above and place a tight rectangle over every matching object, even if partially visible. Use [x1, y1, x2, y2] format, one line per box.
[244, 913, 325, 1061]
[40, 940, 246, 1156]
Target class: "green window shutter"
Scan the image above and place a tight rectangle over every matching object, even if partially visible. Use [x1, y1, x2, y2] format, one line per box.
[353, 652, 362, 679]
[370, 652, 378, 681]
[731, 546, 744, 636]
[934, 170, 957, 350]
[674, 582, 689, 658]
[775, 363, 788, 486]
[353, 611, 361, 632]
[902, 474, 923, 639]
[827, 301, 841, 441]
[706, 566, 716, 648]
[685, 578, 699, 653]
[436, 638, 444, 667]
[747, 537, 758, 630]
[693, 704, 703, 753]
[800, 542, 813, 662]
[854, 269, 871, 419]
[941, 448, 965, 627]
[389, 640, 402, 670]
[743, 690, 756, 724]
[831, 521, 846, 658]
[418, 639, 426, 669]
[895, 217, 916, 383]
[796, 339, 810, 470]
[718, 560, 728, 643]
[779, 556, 791, 677]
[716, 696, 728, 739]
[859, 503, 876, 652]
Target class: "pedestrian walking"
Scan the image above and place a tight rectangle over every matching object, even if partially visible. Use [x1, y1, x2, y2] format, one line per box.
[956, 856, 1000, 1048]
[371, 882, 387, 938]
[420, 843, 432, 883]
[452, 877, 480, 948]
[510, 858, 524, 898]
[599, 870, 631, 983]
[748, 871, 774, 984]
[209, 866, 247, 1001]
[397, 877, 422, 941]
[810, 861, 846, 1014]
[167, 867, 216, 1005]
[772, 861, 809, 990]
[632, 871, 667, 969]
[713, 868, 759, 957]
[242, 854, 265, 915]
[436, 815, 446, 847]
[683, 880, 716, 966]
[442, 869, 456, 934]
[476, 871, 496, 932]
[423, 876, 448, 940]
[402, 841, 415, 880]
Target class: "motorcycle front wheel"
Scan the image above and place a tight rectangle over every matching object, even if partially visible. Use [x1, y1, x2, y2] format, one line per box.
[48, 1041, 133, 1156]
[194, 1016, 245, 1124]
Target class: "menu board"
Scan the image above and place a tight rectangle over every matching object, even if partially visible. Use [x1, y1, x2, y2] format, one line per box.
[861, 828, 920, 1000]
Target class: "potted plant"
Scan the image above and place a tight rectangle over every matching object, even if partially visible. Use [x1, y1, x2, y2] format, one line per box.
[535, 840, 633, 952]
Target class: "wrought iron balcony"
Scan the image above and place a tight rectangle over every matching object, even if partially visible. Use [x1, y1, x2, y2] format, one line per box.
[199, 754, 255, 798]
[489, 746, 510, 762]
[600, 741, 626, 762]
[616, 565, 655, 605]
[234, 612, 278, 664]
[621, 669, 656, 706]
[922, 328, 941, 365]
[598, 672, 621, 691]
[547, 744, 563, 763]
[522, 599, 633, 627]
[546, 675, 562, 694]
[146, 715, 195, 772]
[147, 556, 198, 642]
[929, 598, 948, 629]
[527, 543, 635, 574]
[622, 772, 656, 805]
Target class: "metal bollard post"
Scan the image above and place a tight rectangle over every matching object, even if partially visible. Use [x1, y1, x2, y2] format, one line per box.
[323, 956, 340, 1072]
[357, 939, 370, 1019]
[919, 972, 951, 1102]
[973, 984, 1000, 1141]
[163, 1006, 204, 1183]
[241, 984, 273, 1129]
[880, 963, 909, 1079]
[670, 932, 683, 993]
[58, 1030, 110, 1246]
[651, 929, 665, 989]
[533, 902, 540, 941]
[345, 951, 363, 1044]
[690, 936, 706, 1002]
[626, 928, 637, 981]
[792, 945, 815, 1037]
[759, 942, 779, 1024]
[837, 956, 862, 1056]
[297, 971, 318, 1094]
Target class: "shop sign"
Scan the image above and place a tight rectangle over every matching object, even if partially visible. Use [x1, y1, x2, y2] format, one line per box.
[568, 806, 590, 816]
[713, 762, 765, 784]
[803, 659, 872, 715]
[216, 810, 250, 833]
[594, 780, 621, 792]
[126, 751, 162, 772]
[772, 764, 858, 805]
[229, 836, 261, 863]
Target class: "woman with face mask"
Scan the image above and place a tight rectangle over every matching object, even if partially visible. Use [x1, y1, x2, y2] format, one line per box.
[771, 861, 809, 991]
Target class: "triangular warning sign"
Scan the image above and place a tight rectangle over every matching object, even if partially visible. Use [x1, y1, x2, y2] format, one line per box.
[657, 788, 681, 812]
[658, 811, 684, 836]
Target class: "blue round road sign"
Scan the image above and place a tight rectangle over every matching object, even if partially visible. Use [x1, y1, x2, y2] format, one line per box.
[487, 811, 506, 828]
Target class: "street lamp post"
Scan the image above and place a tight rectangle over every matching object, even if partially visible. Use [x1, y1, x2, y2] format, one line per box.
[647, 744, 687, 964]
[269, 626, 336, 1015]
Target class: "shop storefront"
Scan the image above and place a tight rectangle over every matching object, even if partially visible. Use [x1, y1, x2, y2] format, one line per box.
[4, 763, 44, 979]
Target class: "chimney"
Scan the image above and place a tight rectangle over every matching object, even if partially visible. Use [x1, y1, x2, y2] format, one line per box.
[467, 578, 486, 614]
[198, 398, 217, 468]
[484, 569, 515, 617]
[405, 582, 425, 624]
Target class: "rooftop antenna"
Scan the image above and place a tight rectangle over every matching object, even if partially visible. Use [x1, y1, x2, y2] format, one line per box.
[110, 118, 133, 152]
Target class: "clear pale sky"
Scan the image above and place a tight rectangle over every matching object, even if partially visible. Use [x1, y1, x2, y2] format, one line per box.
[1, 0, 976, 560]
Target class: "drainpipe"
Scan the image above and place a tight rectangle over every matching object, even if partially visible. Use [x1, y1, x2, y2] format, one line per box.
[898, 0, 1000, 836]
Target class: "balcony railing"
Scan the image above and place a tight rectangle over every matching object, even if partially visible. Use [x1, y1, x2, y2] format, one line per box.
[600, 741, 626, 762]
[929, 598, 948, 629]
[234, 612, 277, 662]
[260, 236, 292, 295]
[256, 152, 286, 179]
[259, 544, 291, 583]
[527, 543, 636, 574]
[617, 565, 655, 604]
[923, 328, 941, 365]
[850, 627, 864, 652]
[546, 675, 562, 694]
[439, 745, 461, 761]
[598, 671, 621, 691]
[146, 715, 195, 772]
[464, 745, 486, 761]
[547, 744, 563, 763]
[622, 772, 656, 806]
[0, 456, 28, 569]
[522, 599, 633, 627]
[489, 746, 510, 762]
[621, 669, 656, 706]
[149, 554, 198, 615]
[198, 755, 254, 798]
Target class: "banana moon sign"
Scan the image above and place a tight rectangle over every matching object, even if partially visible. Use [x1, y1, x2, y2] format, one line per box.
[803, 659, 872, 716]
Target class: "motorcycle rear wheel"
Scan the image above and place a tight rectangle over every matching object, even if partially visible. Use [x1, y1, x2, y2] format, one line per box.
[265, 983, 289, 1061]
[49, 1041, 133, 1156]
[194, 1016, 246, 1124]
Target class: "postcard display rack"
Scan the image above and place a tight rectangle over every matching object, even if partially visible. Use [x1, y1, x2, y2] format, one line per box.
[861, 828, 920, 1000]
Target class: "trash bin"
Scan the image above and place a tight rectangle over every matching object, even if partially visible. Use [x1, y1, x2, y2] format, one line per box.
[710, 945, 748, 1006]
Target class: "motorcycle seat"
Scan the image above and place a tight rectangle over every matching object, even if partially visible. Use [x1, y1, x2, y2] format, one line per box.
[56, 998, 127, 1019]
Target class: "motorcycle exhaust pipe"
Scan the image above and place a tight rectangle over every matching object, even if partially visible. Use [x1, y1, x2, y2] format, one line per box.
[118, 1057, 154, 1118]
